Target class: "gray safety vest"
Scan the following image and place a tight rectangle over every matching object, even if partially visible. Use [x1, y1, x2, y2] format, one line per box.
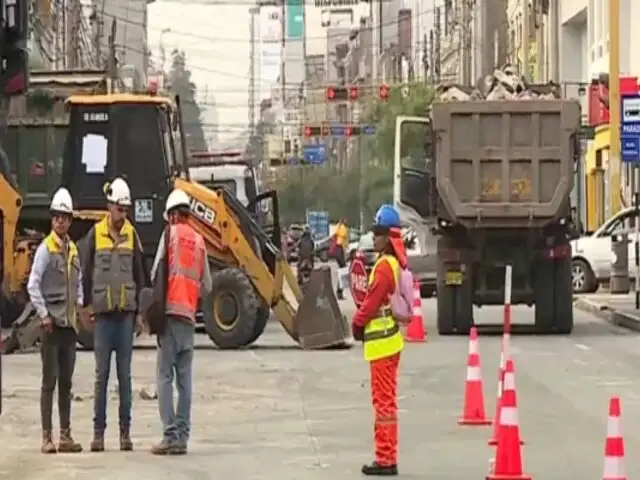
[40, 233, 80, 329]
[90, 217, 138, 314]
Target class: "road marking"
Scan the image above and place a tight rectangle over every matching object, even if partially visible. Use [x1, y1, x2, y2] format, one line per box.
[574, 343, 590, 351]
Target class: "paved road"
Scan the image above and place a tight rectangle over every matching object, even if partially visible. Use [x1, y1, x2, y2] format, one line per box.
[0, 297, 639, 479]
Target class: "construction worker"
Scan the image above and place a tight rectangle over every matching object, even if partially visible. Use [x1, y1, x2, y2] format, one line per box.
[332, 217, 349, 299]
[27, 187, 83, 454]
[296, 224, 315, 291]
[150, 188, 212, 455]
[351, 204, 406, 476]
[80, 177, 147, 452]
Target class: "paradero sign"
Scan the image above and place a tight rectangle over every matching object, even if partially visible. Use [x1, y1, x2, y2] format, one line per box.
[314, 0, 358, 6]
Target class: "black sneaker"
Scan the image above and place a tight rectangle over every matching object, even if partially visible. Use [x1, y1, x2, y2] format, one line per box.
[361, 462, 398, 476]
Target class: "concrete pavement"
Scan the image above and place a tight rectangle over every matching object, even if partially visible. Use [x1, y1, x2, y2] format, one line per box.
[1, 297, 639, 478]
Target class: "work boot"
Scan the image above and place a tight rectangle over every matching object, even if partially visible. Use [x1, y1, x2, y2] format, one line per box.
[150, 439, 173, 455]
[58, 428, 83, 453]
[119, 426, 133, 451]
[361, 462, 398, 476]
[90, 432, 105, 452]
[41, 431, 57, 454]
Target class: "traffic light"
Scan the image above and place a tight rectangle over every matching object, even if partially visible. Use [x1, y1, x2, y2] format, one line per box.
[303, 125, 322, 137]
[379, 84, 390, 101]
[325, 85, 358, 102]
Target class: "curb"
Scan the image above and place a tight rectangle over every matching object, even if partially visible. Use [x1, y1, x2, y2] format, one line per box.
[574, 298, 640, 332]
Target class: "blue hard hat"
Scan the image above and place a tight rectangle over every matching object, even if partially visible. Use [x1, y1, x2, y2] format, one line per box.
[373, 204, 401, 229]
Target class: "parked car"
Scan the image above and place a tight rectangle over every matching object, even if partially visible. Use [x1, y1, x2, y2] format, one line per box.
[315, 229, 361, 262]
[349, 228, 436, 298]
[571, 206, 638, 293]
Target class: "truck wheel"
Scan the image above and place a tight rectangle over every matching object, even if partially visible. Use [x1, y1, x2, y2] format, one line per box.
[436, 263, 473, 335]
[205, 268, 259, 349]
[534, 258, 573, 334]
[245, 301, 270, 346]
[553, 257, 574, 334]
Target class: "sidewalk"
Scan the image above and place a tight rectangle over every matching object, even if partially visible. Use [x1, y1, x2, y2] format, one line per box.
[574, 292, 640, 331]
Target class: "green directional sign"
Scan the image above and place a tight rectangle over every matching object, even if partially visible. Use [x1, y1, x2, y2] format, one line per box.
[287, 0, 304, 39]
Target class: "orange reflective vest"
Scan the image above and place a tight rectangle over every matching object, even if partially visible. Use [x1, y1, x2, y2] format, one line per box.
[166, 223, 206, 323]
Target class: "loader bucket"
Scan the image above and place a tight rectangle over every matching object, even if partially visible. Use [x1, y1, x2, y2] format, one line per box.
[293, 265, 354, 349]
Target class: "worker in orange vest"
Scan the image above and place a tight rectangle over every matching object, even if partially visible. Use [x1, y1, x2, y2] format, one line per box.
[332, 217, 349, 299]
[351, 204, 407, 476]
[149, 188, 212, 455]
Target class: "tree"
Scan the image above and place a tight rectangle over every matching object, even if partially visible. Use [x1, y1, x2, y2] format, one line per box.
[360, 82, 435, 169]
[168, 50, 208, 153]
[275, 83, 436, 229]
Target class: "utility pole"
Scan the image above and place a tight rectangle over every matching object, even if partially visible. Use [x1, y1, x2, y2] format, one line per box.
[461, 0, 472, 85]
[548, 0, 559, 81]
[106, 20, 117, 94]
[423, 32, 430, 82]
[248, 7, 258, 135]
[434, 7, 441, 83]
[522, 0, 530, 81]
[535, 0, 545, 82]
[609, 0, 622, 216]
[90, 4, 104, 68]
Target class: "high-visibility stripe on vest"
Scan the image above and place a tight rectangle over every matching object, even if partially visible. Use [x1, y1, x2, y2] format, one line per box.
[166, 223, 206, 323]
[363, 254, 404, 361]
[92, 216, 138, 314]
[41, 233, 80, 330]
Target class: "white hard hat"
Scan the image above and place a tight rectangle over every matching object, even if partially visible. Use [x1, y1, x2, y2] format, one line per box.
[105, 177, 132, 206]
[50, 187, 73, 214]
[164, 189, 190, 220]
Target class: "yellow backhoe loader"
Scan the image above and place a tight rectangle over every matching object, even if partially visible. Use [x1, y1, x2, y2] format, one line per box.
[3, 93, 352, 352]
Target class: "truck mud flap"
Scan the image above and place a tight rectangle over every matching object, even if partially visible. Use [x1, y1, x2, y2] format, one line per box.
[294, 265, 353, 349]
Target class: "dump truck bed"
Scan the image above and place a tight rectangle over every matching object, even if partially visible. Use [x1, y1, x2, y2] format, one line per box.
[431, 100, 581, 228]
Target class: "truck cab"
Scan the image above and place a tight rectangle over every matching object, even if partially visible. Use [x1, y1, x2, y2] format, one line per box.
[189, 151, 259, 208]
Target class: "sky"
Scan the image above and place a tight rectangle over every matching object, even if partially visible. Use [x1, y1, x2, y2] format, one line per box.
[148, 0, 252, 148]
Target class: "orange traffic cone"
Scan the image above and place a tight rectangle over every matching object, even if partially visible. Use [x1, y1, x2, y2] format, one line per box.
[405, 279, 426, 342]
[458, 327, 491, 426]
[488, 333, 509, 445]
[486, 360, 530, 480]
[602, 396, 626, 480]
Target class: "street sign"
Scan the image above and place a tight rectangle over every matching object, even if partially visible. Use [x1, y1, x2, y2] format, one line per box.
[305, 210, 329, 239]
[329, 124, 346, 137]
[621, 94, 640, 163]
[362, 124, 376, 135]
[349, 254, 368, 307]
[303, 144, 327, 165]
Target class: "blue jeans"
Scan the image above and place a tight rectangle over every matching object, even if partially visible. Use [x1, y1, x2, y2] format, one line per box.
[157, 318, 194, 446]
[93, 312, 135, 432]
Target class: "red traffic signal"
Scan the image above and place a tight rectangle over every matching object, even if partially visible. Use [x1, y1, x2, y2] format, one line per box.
[345, 126, 352, 137]
[349, 86, 359, 100]
[326, 86, 337, 101]
[304, 126, 312, 137]
[379, 84, 389, 100]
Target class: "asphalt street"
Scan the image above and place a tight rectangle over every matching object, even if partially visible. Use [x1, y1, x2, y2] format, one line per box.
[0, 295, 638, 479]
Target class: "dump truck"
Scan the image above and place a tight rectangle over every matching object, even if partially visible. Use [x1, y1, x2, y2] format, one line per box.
[394, 92, 581, 334]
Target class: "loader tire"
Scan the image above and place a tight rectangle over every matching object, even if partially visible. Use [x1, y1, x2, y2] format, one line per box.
[245, 301, 270, 346]
[205, 268, 259, 349]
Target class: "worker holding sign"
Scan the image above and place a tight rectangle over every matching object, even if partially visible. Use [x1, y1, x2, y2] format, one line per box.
[351, 204, 408, 476]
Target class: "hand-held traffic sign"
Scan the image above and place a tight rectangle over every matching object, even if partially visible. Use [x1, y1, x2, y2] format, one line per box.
[349, 253, 368, 307]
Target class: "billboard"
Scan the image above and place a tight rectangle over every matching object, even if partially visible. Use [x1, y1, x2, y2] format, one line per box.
[286, 0, 304, 39]
[259, 5, 282, 101]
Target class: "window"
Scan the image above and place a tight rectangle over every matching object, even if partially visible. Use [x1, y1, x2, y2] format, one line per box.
[358, 232, 374, 250]
[203, 179, 237, 196]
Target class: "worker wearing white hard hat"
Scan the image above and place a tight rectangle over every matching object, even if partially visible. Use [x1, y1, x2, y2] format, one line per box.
[82, 176, 147, 453]
[27, 186, 84, 454]
[149, 188, 212, 455]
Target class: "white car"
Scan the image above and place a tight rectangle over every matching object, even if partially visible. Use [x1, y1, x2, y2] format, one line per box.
[571, 206, 639, 293]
